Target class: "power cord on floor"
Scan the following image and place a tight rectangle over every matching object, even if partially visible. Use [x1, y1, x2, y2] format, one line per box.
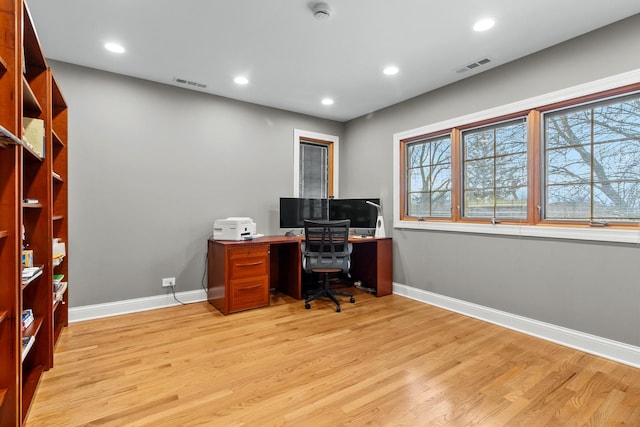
[169, 283, 187, 305]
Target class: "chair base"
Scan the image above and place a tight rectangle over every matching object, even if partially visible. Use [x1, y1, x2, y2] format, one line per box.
[304, 271, 355, 312]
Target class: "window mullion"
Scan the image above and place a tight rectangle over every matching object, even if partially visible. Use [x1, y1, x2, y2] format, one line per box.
[528, 110, 541, 225]
[590, 108, 595, 222]
[451, 129, 462, 222]
[493, 128, 498, 220]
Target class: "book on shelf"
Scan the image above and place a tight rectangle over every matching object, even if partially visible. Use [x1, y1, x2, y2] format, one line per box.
[22, 266, 43, 285]
[23, 198, 39, 204]
[53, 279, 66, 293]
[22, 266, 42, 279]
[53, 274, 64, 285]
[22, 249, 34, 267]
[53, 281, 67, 304]
[22, 309, 34, 330]
[53, 238, 66, 259]
[22, 336, 35, 361]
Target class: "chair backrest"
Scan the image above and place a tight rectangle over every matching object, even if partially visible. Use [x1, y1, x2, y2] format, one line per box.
[302, 219, 351, 273]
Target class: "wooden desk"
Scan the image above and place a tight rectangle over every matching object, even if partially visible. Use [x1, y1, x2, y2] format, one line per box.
[207, 236, 392, 315]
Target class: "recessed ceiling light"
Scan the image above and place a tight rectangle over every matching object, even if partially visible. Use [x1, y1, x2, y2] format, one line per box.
[473, 18, 495, 32]
[234, 76, 249, 85]
[321, 98, 334, 106]
[104, 42, 125, 53]
[383, 66, 399, 76]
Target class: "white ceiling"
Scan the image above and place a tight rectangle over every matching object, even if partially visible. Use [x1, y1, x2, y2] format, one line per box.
[27, 0, 640, 122]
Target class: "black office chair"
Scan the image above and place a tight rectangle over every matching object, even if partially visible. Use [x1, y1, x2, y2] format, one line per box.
[302, 219, 355, 312]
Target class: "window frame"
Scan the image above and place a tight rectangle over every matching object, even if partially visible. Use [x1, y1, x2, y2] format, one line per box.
[540, 92, 640, 226]
[460, 117, 530, 223]
[293, 129, 339, 198]
[393, 70, 640, 243]
[400, 131, 454, 221]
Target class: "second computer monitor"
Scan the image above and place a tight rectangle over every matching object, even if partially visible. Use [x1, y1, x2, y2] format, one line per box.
[329, 198, 379, 230]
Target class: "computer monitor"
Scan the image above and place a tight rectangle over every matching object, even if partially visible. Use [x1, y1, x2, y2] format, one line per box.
[279, 197, 329, 229]
[329, 198, 380, 230]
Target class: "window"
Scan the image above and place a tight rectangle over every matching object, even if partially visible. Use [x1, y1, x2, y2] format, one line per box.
[405, 135, 452, 218]
[393, 70, 640, 243]
[544, 94, 640, 223]
[293, 129, 338, 198]
[299, 140, 329, 198]
[463, 119, 528, 220]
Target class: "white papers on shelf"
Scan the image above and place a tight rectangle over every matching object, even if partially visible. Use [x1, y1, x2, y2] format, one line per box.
[22, 336, 35, 361]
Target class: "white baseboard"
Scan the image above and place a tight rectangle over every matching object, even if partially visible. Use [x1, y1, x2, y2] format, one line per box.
[69, 288, 208, 323]
[393, 282, 640, 368]
[69, 283, 640, 368]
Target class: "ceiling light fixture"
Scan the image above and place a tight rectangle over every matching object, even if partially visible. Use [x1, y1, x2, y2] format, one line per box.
[473, 18, 495, 32]
[234, 76, 249, 85]
[321, 98, 334, 106]
[383, 66, 399, 76]
[104, 42, 125, 53]
[312, 2, 332, 20]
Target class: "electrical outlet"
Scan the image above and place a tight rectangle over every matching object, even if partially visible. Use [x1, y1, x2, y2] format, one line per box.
[162, 277, 175, 288]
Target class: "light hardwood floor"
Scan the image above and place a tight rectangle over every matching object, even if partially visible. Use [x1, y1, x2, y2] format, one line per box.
[26, 291, 640, 426]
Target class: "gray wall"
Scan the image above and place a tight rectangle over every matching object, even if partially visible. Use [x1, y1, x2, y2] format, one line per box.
[343, 14, 640, 346]
[50, 61, 343, 306]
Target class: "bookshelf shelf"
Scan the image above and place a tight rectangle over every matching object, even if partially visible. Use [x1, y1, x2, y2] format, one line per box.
[22, 141, 44, 161]
[0, 1, 69, 424]
[0, 124, 24, 146]
[22, 266, 44, 289]
[22, 77, 43, 116]
[53, 321, 64, 344]
[22, 203, 43, 209]
[22, 316, 43, 340]
[52, 129, 65, 147]
[21, 365, 44, 421]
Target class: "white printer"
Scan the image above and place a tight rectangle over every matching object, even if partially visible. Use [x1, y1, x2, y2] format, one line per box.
[213, 217, 257, 240]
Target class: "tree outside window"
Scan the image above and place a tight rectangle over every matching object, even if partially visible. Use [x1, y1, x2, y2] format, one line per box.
[544, 95, 640, 222]
[463, 120, 528, 220]
[406, 135, 452, 218]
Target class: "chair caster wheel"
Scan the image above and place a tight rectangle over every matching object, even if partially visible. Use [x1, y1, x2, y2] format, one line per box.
[305, 303, 311, 309]
[350, 297, 356, 303]
[336, 306, 341, 312]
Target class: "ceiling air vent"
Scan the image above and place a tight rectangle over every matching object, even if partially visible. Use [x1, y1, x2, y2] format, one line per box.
[456, 57, 492, 74]
[173, 77, 207, 89]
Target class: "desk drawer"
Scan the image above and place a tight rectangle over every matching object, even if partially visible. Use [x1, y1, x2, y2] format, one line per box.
[229, 245, 269, 279]
[230, 275, 269, 312]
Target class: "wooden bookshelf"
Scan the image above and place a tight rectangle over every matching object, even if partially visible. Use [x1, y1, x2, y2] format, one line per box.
[0, 1, 69, 425]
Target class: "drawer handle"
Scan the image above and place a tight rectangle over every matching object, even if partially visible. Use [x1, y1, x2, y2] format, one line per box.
[237, 261, 263, 267]
[238, 283, 263, 290]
